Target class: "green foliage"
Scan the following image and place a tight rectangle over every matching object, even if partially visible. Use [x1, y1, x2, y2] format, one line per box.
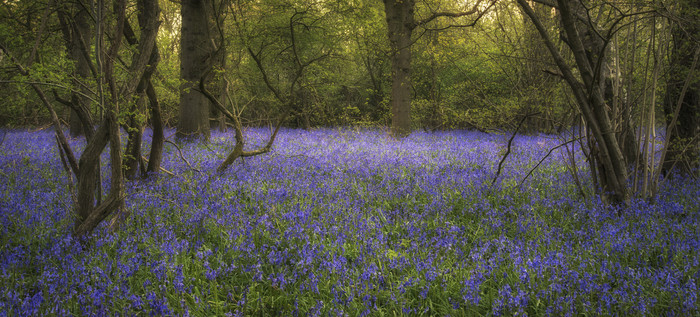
[0, 0, 691, 140]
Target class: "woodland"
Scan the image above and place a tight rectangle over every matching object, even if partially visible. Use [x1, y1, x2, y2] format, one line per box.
[0, 0, 699, 315]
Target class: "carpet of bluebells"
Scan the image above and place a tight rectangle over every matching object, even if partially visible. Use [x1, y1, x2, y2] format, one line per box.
[0, 127, 699, 316]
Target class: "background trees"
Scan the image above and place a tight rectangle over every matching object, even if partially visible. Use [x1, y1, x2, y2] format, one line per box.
[0, 0, 577, 131]
[663, 0, 699, 175]
[1, 0, 699, 223]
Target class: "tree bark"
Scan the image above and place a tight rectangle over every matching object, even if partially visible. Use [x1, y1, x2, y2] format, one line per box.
[518, 0, 631, 206]
[178, 0, 212, 141]
[123, 0, 161, 179]
[146, 79, 165, 175]
[56, 2, 94, 137]
[663, 0, 700, 176]
[383, 0, 415, 138]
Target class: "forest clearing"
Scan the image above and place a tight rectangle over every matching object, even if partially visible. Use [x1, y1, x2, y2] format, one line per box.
[1, 128, 698, 315]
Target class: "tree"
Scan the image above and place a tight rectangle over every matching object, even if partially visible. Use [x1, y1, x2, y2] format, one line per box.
[383, 0, 415, 137]
[178, 0, 214, 141]
[663, 0, 700, 176]
[122, 0, 163, 179]
[1, 0, 163, 236]
[382, 0, 491, 137]
[517, 0, 631, 205]
[56, 1, 93, 137]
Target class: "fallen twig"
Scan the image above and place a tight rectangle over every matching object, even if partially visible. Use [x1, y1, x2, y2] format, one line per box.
[141, 155, 175, 176]
[518, 137, 583, 189]
[491, 112, 539, 188]
[165, 140, 202, 174]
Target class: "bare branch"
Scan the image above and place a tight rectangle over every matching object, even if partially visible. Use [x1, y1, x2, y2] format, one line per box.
[165, 140, 202, 174]
[415, 0, 485, 28]
[491, 112, 539, 187]
[518, 137, 583, 188]
[199, 72, 288, 173]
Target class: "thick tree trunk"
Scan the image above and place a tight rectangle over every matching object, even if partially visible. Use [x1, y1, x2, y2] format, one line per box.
[178, 0, 212, 141]
[383, 0, 415, 138]
[663, 0, 699, 176]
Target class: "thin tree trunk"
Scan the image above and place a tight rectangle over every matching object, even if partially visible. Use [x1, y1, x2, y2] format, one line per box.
[146, 78, 165, 175]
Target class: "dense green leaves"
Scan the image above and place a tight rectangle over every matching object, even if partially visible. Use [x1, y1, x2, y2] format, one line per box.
[0, 0, 575, 130]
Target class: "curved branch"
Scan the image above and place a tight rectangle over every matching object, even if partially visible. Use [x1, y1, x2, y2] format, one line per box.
[164, 140, 202, 174]
[518, 137, 582, 188]
[491, 112, 539, 187]
[414, 0, 486, 28]
[198, 73, 287, 173]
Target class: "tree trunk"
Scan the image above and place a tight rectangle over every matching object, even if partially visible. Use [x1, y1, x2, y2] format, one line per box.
[663, 0, 700, 176]
[383, 0, 415, 138]
[72, 5, 92, 137]
[123, 90, 146, 179]
[217, 70, 228, 132]
[56, 2, 93, 137]
[75, 123, 109, 230]
[518, 0, 631, 206]
[123, 0, 161, 179]
[74, 0, 128, 237]
[146, 79, 165, 175]
[178, 0, 212, 141]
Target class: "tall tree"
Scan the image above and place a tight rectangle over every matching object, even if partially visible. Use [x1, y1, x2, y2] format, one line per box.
[383, 0, 415, 137]
[178, 0, 213, 140]
[382, 0, 489, 137]
[73, 0, 127, 236]
[517, 0, 631, 205]
[2, 0, 164, 236]
[663, 0, 700, 175]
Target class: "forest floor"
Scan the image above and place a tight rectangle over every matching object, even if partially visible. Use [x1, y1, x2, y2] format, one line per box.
[0, 128, 698, 316]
